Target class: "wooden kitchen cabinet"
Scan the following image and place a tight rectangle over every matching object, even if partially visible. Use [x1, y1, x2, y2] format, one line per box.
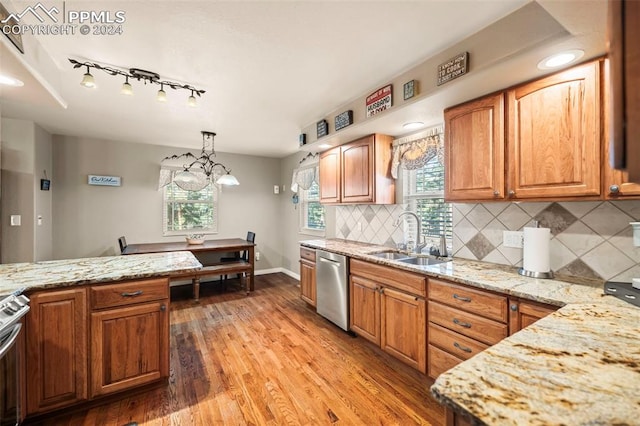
[25, 288, 87, 415]
[349, 259, 426, 373]
[508, 298, 558, 333]
[507, 60, 601, 199]
[444, 92, 505, 201]
[319, 134, 394, 204]
[90, 278, 169, 398]
[299, 247, 317, 307]
[445, 60, 604, 202]
[319, 147, 341, 203]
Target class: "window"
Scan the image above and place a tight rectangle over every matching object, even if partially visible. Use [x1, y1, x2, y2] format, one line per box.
[163, 181, 218, 235]
[403, 155, 452, 241]
[300, 180, 325, 234]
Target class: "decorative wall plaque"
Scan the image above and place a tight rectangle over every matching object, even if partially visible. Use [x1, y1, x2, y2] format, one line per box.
[334, 110, 353, 131]
[403, 80, 418, 100]
[366, 84, 392, 118]
[299, 133, 306, 146]
[316, 119, 329, 138]
[437, 52, 469, 86]
[88, 175, 121, 186]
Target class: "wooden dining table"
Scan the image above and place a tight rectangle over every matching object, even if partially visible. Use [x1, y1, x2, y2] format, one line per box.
[122, 238, 255, 292]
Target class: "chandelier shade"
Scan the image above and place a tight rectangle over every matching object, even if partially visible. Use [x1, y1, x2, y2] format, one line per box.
[161, 131, 239, 189]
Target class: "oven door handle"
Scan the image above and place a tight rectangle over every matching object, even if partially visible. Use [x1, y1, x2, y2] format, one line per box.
[0, 323, 22, 359]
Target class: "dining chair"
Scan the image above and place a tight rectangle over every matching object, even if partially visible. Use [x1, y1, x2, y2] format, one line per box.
[118, 236, 128, 254]
[221, 231, 255, 284]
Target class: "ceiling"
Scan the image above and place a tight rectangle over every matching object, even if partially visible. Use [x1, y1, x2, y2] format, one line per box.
[0, 0, 607, 158]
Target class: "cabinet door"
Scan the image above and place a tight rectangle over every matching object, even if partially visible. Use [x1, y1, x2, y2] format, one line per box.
[319, 147, 341, 203]
[349, 275, 380, 345]
[507, 61, 601, 199]
[444, 93, 505, 201]
[90, 301, 169, 397]
[380, 287, 426, 373]
[299, 259, 316, 307]
[341, 136, 375, 203]
[508, 299, 557, 334]
[25, 288, 87, 415]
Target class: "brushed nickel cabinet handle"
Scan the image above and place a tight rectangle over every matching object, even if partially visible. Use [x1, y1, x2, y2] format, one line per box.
[493, 190, 500, 196]
[609, 185, 620, 194]
[508, 190, 515, 197]
[453, 342, 472, 353]
[453, 294, 471, 302]
[121, 290, 143, 297]
[510, 304, 518, 311]
[160, 304, 167, 311]
[453, 318, 471, 328]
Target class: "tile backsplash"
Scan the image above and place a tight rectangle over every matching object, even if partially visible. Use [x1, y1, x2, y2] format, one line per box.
[335, 201, 640, 282]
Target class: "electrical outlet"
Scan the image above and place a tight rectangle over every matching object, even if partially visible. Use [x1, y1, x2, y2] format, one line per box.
[255, 251, 260, 261]
[503, 231, 524, 248]
[273, 185, 280, 194]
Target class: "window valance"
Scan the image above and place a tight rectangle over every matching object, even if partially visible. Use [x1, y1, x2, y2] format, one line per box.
[391, 125, 444, 179]
[290, 155, 319, 192]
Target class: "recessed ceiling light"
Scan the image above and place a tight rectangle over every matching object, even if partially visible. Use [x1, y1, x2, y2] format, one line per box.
[537, 49, 584, 70]
[318, 144, 332, 149]
[403, 121, 424, 130]
[0, 74, 24, 87]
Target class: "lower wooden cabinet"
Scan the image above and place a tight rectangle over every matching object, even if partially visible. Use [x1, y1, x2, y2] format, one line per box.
[24, 278, 170, 417]
[25, 288, 88, 415]
[508, 298, 558, 333]
[299, 247, 317, 307]
[349, 259, 427, 373]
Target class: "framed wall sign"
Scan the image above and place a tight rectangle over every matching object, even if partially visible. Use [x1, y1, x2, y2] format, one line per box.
[438, 52, 469, 86]
[403, 80, 418, 100]
[299, 133, 307, 146]
[366, 84, 392, 118]
[317, 119, 329, 138]
[334, 110, 353, 131]
[40, 179, 50, 191]
[88, 175, 121, 186]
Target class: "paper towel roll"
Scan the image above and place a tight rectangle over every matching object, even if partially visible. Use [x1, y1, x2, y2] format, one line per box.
[522, 227, 551, 273]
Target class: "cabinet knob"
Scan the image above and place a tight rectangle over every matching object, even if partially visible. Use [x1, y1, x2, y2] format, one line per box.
[609, 185, 620, 194]
[510, 304, 518, 312]
[493, 190, 500, 197]
[160, 304, 167, 311]
[508, 190, 515, 198]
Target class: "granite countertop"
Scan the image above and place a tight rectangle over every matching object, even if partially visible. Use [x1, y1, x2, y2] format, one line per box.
[302, 238, 639, 424]
[431, 303, 640, 425]
[0, 251, 202, 296]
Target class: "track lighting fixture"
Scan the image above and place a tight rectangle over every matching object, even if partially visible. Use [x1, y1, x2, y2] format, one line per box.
[69, 58, 205, 105]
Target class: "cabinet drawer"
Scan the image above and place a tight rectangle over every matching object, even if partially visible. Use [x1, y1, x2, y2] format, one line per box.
[429, 278, 507, 322]
[300, 247, 316, 262]
[350, 259, 426, 297]
[428, 344, 463, 380]
[91, 278, 169, 310]
[429, 301, 508, 346]
[428, 322, 489, 361]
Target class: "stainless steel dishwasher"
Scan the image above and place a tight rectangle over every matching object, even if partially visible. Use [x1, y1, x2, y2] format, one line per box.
[315, 250, 349, 331]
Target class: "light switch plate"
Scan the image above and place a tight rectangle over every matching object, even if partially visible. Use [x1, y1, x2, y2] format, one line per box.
[10, 215, 21, 226]
[273, 185, 280, 194]
[503, 231, 523, 248]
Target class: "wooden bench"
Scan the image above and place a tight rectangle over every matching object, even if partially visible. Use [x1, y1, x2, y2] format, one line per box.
[170, 261, 253, 301]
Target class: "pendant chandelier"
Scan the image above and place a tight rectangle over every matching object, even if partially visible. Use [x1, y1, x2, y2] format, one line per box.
[162, 131, 239, 189]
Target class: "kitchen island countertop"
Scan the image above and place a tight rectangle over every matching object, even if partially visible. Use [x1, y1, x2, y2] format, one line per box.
[0, 251, 202, 296]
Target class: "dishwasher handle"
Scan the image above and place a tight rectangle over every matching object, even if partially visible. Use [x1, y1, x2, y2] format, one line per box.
[318, 257, 341, 266]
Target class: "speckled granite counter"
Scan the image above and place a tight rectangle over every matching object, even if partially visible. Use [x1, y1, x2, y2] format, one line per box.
[301, 239, 639, 425]
[431, 303, 640, 425]
[0, 251, 202, 296]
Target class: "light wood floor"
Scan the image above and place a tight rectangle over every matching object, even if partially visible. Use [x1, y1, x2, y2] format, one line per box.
[37, 273, 444, 425]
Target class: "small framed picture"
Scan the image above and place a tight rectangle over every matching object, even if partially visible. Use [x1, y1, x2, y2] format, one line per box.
[40, 179, 50, 191]
[403, 80, 417, 101]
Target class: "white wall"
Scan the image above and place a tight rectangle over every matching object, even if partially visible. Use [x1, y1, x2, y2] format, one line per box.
[34, 125, 53, 261]
[51, 135, 282, 270]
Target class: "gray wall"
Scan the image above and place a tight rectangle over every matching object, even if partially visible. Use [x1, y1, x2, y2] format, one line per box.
[51, 135, 282, 271]
[0, 119, 54, 263]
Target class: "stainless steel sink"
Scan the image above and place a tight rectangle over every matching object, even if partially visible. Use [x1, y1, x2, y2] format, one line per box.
[369, 250, 411, 260]
[397, 256, 447, 266]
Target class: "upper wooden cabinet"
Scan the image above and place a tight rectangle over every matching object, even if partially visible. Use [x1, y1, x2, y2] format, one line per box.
[507, 61, 601, 199]
[445, 60, 606, 202]
[319, 134, 394, 204]
[444, 93, 505, 201]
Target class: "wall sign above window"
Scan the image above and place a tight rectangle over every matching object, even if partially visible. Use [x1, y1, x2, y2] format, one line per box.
[88, 175, 121, 186]
[334, 110, 353, 131]
[437, 52, 469, 86]
[317, 119, 329, 138]
[366, 84, 392, 118]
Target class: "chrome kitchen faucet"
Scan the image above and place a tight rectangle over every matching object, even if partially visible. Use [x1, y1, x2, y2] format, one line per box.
[394, 211, 426, 253]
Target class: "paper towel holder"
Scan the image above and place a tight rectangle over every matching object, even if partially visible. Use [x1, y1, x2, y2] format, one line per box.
[518, 268, 554, 279]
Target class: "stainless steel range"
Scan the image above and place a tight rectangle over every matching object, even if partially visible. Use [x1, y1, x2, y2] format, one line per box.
[0, 290, 30, 426]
